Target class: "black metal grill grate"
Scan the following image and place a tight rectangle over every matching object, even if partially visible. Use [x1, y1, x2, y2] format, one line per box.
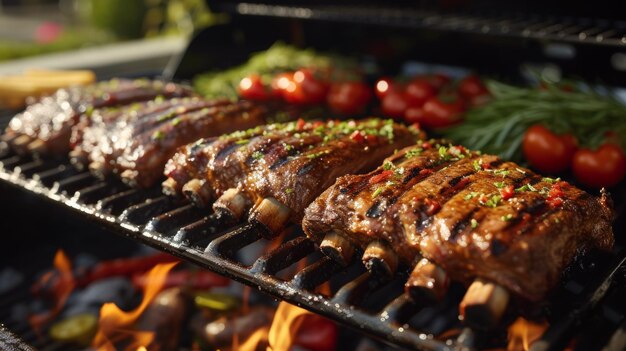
[1, 145, 625, 350]
[219, 3, 626, 48]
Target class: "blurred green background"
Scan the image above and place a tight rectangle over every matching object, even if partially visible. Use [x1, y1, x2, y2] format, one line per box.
[0, 0, 220, 61]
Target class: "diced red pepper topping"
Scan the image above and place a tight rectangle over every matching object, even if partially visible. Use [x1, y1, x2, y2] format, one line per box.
[369, 170, 393, 184]
[547, 197, 564, 208]
[548, 185, 564, 200]
[424, 198, 441, 216]
[500, 185, 515, 200]
[521, 213, 532, 222]
[365, 134, 378, 144]
[296, 118, 306, 131]
[410, 122, 421, 131]
[422, 141, 433, 149]
[350, 130, 365, 143]
[481, 162, 492, 170]
[312, 120, 325, 128]
[478, 194, 488, 205]
[419, 168, 433, 176]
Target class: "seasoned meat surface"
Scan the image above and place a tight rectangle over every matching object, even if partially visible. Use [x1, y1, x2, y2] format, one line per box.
[71, 97, 266, 188]
[163, 118, 422, 223]
[303, 139, 614, 301]
[5, 79, 193, 155]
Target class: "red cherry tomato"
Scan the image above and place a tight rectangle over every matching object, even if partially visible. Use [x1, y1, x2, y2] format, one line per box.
[572, 143, 626, 188]
[381, 90, 410, 119]
[404, 106, 426, 124]
[458, 75, 490, 106]
[418, 95, 466, 128]
[405, 79, 437, 107]
[237, 74, 272, 101]
[271, 72, 295, 99]
[327, 81, 372, 115]
[428, 73, 451, 91]
[284, 69, 329, 105]
[522, 125, 577, 174]
[458, 75, 489, 99]
[375, 77, 396, 99]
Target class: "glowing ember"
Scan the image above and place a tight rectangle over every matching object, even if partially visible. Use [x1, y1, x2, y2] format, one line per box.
[29, 250, 76, 333]
[92, 262, 178, 351]
[507, 317, 548, 351]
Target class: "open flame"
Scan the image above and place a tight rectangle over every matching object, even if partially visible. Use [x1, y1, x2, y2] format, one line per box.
[267, 302, 310, 350]
[29, 250, 76, 333]
[92, 261, 178, 351]
[507, 317, 549, 351]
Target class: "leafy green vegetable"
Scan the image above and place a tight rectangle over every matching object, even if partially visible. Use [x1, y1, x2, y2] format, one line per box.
[440, 80, 626, 162]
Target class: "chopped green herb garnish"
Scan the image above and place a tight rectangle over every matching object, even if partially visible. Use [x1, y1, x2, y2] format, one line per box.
[493, 181, 506, 189]
[492, 169, 510, 178]
[542, 177, 560, 184]
[307, 150, 330, 159]
[473, 160, 482, 172]
[283, 143, 293, 151]
[464, 192, 479, 200]
[438, 146, 448, 159]
[372, 187, 384, 198]
[501, 214, 514, 221]
[285, 188, 294, 194]
[171, 117, 181, 126]
[470, 218, 478, 229]
[406, 148, 423, 158]
[235, 139, 249, 145]
[484, 195, 502, 208]
[151, 130, 164, 141]
[252, 151, 264, 160]
[383, 161, 394, 170]
[394, 167, 405, 176]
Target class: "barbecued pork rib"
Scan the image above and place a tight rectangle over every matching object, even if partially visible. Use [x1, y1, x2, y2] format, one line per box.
[303, 139, 614, 302]
[163, 118, 423, 234]
[69, 98, 265, 188]
[4, 79, 193, 156]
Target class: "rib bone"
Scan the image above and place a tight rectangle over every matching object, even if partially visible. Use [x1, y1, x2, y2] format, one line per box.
[405, 258, 449, 303]
[362, 240, 399, 278]
[213, 188, 250, 220]
[459, 279, 510, 329]
[248, 197, 291, 237]
[319, 231, 355, 266]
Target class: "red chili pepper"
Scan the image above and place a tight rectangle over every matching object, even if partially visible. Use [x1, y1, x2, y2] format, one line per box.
[350, 130, 365, 143]
[369, 170, 393, 184]
[296, 118, 306, 131]
[424, 198, 441, 216]
[500, 185, 515, 200]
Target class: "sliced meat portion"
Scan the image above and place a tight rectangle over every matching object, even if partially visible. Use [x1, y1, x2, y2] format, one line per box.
[303, 140, 614, 301]
[4, 79, 193, 156]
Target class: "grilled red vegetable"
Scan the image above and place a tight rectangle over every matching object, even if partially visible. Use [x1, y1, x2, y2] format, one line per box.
[132, 270, 230, 290]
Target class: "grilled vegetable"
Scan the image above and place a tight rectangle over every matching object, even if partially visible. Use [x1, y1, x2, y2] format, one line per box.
[49, 313, 98, 346]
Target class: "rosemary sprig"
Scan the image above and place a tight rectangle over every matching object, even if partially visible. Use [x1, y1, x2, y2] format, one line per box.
[440, 80, 626, 162]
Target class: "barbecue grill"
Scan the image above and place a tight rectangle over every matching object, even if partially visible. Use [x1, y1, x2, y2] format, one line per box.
[2, 1, 626, 350]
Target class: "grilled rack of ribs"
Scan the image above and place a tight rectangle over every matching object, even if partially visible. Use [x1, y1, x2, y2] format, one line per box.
[303, 139, 614, 328]
[163, 118, 423, 234]
[69, 97, 266, 188]
[3, 79, 193, 156]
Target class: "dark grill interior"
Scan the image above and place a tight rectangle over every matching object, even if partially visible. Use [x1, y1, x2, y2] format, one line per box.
[1, 138, 626, 350]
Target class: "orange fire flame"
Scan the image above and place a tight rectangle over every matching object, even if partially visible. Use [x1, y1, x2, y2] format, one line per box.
[29, 250, 76, 333]
[507, 317, 549, 351]
[267, 302, 311, 351]
[92, 261, 178, 351]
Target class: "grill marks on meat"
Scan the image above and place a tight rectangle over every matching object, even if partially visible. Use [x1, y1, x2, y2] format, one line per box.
[303, 140, 614, 301]
[5, 79, 193, 155]
[71, 98, 266, 188]
[163, 119, 422, 234]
